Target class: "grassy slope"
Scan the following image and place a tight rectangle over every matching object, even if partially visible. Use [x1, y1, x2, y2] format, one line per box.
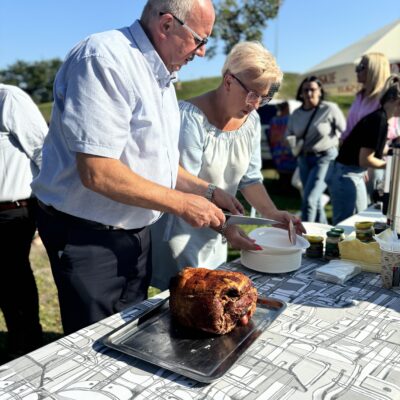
[38, 73, 352, 121]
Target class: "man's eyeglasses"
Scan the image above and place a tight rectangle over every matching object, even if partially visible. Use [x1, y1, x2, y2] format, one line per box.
[160, 12, 208, 50]
[355, 63, 366, 73]
[230, 74, 280, 107]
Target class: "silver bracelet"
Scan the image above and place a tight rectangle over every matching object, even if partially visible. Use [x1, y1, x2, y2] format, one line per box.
[204, 183, 217, 201]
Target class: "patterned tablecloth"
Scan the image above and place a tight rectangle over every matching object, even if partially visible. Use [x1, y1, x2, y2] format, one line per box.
[1, 249, 399, 400]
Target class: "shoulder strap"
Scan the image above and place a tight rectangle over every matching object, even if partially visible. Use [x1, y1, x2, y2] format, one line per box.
[301, 105, 320, 139]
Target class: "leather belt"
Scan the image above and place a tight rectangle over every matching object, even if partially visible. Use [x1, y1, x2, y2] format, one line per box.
[0, 199, 33, 212]
[38, 200, 144, 233]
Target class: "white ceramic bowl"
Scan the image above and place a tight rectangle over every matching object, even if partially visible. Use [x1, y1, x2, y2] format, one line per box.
[240, 227, 309, 273]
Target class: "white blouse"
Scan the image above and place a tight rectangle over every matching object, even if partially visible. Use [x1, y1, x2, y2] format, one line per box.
[151, 100, 263, 290]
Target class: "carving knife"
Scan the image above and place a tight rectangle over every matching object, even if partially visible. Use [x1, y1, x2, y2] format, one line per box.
[223, 213, 297, 245]
[223, 213, 280, 226]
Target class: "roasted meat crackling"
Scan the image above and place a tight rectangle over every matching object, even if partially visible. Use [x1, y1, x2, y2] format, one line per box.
[169, 267, 258, 335]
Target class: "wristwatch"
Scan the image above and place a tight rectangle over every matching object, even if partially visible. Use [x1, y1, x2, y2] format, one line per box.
[204, 183, 217, 201]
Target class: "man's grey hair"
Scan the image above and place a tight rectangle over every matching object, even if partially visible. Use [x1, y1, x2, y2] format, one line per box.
[141, 0, 197, 25]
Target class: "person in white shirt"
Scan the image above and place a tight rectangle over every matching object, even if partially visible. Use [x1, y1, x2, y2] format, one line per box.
[0, 84, 48, 359]
[32, 0, 242, 334]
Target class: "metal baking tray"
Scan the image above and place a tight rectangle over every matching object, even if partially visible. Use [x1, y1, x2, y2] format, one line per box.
[101, 296, 286, 383]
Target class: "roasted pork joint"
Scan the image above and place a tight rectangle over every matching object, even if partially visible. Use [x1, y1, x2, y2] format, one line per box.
[169, 267, 258, 335]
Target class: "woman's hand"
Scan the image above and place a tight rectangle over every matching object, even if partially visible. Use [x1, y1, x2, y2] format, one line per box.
[223, 225, 263, 251]
[266, 209, 306, 235]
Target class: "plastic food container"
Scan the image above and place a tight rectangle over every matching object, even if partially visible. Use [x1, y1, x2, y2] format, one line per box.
[355, 221, 375, 243]
[241, 227, 309, 273]
[305, 235, 324, 258]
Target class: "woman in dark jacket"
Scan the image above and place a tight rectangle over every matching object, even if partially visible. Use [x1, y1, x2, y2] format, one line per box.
[329, 74, 400, 225]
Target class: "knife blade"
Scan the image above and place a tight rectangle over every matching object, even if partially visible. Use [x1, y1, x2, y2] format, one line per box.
[223, 213, 280, 226]
[288, 219, 296, 245]
[223, 213, 297, 246]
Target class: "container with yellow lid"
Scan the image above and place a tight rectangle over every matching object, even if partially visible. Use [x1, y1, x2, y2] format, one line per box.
[305, 235, 324, 258]
[355, 221, 374, 243]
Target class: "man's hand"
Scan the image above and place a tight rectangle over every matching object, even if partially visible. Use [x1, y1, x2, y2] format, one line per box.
[212, 187, 244, 215]
[180, 193, 225, 228]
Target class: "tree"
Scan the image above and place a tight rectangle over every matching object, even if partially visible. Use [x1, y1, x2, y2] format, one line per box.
[0, 58, 62, 103]
[208, 0, 282, 57]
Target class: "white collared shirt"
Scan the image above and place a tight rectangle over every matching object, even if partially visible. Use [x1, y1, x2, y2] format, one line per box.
[32, 21, 181, 229]
[0, 84, 48, 202]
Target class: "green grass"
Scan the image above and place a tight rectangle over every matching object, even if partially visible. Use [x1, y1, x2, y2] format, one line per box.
[38, 102, 52, 123]
[38, 73, 351, 124]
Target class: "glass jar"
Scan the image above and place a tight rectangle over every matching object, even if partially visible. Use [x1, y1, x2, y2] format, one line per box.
[305, 235, 324, 258]
[355, 221, 374, 243]
[373, 221, 388, 235]
[330, 227, 345, 241]
[325, 231, 341, 259]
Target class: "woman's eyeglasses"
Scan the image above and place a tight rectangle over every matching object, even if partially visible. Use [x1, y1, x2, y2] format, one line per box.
[230, 74, 280, 107]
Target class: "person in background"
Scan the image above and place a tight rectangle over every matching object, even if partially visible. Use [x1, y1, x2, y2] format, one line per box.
[286, 76, 346, 224]
[151, 41, 305, 291]
[329, 74, 400, 225]
[341, 53, 398, 202]
[31, 0, 242, 335]
[0, 84, 47, 358]
[342, 53, 391, 142]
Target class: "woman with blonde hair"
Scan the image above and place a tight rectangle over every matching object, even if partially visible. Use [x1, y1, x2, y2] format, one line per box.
[342, 52, 391, 141]
[151, 41, 304, 290]
[329, 74, 400, 224]
[341, 53, 399, 202]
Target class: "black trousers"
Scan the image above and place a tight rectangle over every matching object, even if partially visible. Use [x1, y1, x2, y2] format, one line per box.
[36, 205, 152, 335]
[0, 203, 42, 357]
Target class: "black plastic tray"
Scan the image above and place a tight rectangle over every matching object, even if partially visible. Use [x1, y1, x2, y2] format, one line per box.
[102, 297, 286, 383]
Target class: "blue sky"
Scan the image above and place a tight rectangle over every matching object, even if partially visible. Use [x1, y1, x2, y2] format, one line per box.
[1, 1, 399, 82]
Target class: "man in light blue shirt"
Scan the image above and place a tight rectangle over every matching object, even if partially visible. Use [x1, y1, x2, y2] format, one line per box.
[0, 84, 48, 358]
[32, 0, 242, 334]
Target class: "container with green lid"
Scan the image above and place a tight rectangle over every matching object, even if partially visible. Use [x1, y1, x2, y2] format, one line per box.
[325, 230, 341, 259]
[330, 227, 345, 241]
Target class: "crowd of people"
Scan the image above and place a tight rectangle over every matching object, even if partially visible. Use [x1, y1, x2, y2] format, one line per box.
[1, 0, 400, 361]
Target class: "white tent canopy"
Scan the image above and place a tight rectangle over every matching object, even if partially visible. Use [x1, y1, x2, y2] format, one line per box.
[304, 19, 400, 96]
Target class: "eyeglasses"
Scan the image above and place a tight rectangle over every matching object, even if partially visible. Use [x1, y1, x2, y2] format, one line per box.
[302, 87, 320, 93]
[230, 74, 279, 107]
[160, 12, 208, 50]
[355, 63, 366, 73]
